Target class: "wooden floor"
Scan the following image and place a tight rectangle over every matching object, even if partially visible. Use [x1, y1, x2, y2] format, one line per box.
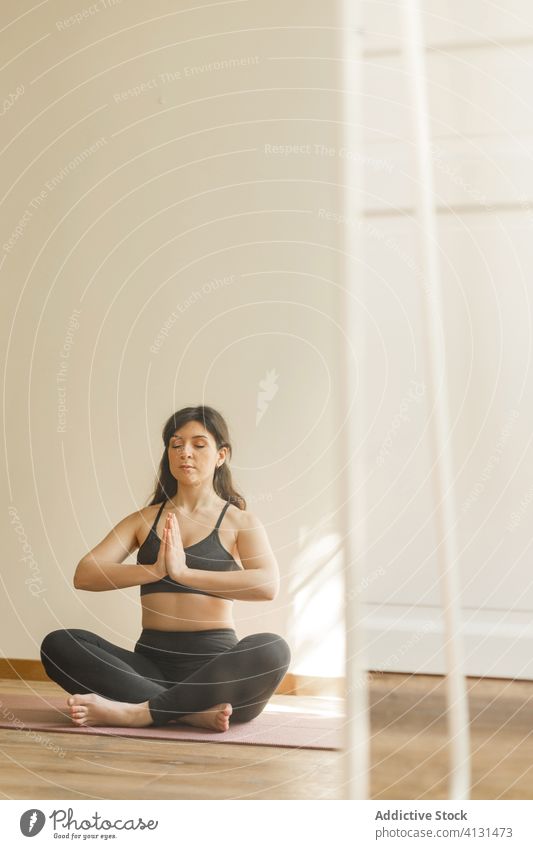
[1, 672, 532, 799]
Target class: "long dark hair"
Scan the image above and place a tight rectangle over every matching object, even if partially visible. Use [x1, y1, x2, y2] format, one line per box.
[146, 406, 246, 510]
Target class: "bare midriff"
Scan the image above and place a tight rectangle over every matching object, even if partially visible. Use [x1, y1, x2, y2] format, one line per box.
[140, 593, 236, 632]
[137, 501, 241, 632]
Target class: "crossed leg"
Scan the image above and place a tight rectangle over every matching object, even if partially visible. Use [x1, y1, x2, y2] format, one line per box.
[145, 631, 292, 727]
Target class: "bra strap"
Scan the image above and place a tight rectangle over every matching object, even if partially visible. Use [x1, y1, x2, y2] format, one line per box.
[151, 500, 167, 532]
[214, 500, 230, 531]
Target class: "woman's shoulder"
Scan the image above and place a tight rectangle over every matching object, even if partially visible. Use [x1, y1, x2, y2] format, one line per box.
[133, 502, 165, 545]
[136, 501, 165, 522]
[226, 503, 263, 533]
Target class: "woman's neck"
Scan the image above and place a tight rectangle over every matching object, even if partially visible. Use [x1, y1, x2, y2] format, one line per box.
[167, 488, 222, 515]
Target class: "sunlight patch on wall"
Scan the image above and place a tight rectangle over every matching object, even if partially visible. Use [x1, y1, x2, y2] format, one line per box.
[287, 527, 345, 677]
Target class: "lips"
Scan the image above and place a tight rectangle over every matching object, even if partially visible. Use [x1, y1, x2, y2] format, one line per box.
[180, 465, 194, 469]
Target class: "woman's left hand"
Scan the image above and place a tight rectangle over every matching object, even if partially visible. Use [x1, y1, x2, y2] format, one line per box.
[162, 513, 189, 583]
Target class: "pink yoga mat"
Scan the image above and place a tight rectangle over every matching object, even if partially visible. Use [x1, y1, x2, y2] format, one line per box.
[0, 693, 343, 750]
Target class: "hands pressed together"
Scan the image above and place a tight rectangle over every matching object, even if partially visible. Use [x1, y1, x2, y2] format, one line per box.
[153, 512, 189, 583]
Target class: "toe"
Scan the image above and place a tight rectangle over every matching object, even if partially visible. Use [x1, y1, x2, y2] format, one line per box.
[218, 707, 231, 730]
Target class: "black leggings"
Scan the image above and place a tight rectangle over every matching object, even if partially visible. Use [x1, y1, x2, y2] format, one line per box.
[40, 627, 291, 727]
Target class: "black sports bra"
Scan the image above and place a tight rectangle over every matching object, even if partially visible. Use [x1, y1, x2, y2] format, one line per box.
[137, 499, 242, 599]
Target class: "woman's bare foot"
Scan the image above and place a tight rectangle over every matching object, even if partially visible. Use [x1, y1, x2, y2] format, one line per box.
[66, 694, 153, 728]
[177, 703, 233, 732]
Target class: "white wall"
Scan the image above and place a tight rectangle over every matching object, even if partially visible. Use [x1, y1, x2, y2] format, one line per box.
[1, 0, 345, 670]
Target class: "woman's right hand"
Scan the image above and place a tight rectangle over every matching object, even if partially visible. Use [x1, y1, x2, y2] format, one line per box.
[144, 535, 168, 582]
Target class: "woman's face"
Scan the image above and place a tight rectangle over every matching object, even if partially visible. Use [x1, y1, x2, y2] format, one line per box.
[167, 421, 226, 483]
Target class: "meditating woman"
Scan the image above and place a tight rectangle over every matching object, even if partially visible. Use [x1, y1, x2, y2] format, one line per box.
[40, 405, 291, 732]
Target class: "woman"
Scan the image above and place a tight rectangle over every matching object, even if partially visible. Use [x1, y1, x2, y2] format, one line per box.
[40, 405, 291, 732]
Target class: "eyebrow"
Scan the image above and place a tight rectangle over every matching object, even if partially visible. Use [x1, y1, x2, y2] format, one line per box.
[171, 434, 208, 440]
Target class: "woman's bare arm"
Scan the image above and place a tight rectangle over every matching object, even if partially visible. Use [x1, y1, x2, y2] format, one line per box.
[73, 510, 160, 591]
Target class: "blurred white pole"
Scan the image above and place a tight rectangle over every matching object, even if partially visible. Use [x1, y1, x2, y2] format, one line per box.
[400, 0, 471, 799]
[338, 1, 370, 800]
